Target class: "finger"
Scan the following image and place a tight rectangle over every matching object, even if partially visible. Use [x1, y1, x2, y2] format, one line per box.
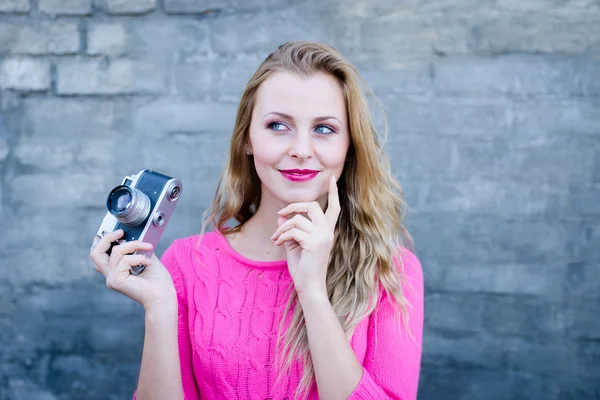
[271, 214, 314, 242]
[106, 254, 153, 290]
[90, 231, 125, 274]
[325, 175, 341, 229]
[91, 235, 101, 251]
[109, 240, 154, 266]
[91, 229, 124, 255]
[278, 201, 327, 226]
[274, 228, 311, 247]
[116, 254, 153, 274]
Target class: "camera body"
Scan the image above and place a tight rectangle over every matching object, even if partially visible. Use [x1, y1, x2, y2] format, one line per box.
[96, 169, 183, 275]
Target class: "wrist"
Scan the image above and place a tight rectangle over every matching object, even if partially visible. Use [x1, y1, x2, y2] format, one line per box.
[144, 294, 178, 318]
[145, 305, 178, 330]
[297, 288, 329, 307]
[144, 302, 178, 338]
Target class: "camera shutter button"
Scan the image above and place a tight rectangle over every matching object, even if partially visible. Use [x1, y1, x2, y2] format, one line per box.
[152, 212, 165, 227]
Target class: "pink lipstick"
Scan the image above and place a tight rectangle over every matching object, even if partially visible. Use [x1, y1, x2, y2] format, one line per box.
[279, 169, 319, 182]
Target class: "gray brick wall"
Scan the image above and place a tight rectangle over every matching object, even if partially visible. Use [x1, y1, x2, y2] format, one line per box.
[0, 1, 598, 399]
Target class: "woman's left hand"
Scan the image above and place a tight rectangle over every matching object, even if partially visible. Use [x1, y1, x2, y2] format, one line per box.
[270, 175, 341, 298]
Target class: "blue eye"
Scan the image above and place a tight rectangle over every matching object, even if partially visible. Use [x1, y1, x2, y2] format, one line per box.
[315, 125, 335, 135]
[268, 122, 288, 131]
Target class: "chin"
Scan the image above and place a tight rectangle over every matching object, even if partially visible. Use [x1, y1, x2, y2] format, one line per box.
[274, 189, 321, 204]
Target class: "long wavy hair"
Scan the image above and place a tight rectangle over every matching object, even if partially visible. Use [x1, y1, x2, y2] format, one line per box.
[198, 41, 414, 399]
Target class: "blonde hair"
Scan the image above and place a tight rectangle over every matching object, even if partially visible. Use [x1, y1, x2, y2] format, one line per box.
[198, 41, 413, 399]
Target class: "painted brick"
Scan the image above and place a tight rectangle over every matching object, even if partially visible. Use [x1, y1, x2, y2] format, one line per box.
[164, 0, 295, 13]
[409, 213, 570, 264]
[426, 260, 565, 296]
[102, 0, 155, 14]
[433, 55, 600, 96]
[0, 21, 79, 54]
[87, 22, 128, 56]
[0, 138, 9, 163]
[575, 341, 600, 381]
[565, 301, 600, 340]
[20, 97, 121, 138]
[133, 100, 237, 135]
[565, 261, 600, 303]
[468, 15, 600, 54]
[0, 0, 30, 13]
[482, 297, 565, 337]
[423, 331, 503, 369]
[411, 179, 566, 215]
[172, 57, 255, 101]
[87, 20, 207, 58]
[0, 58, 50, 91]
[39, 0, 91, 15]
[209, 12, 332, 56]
[425, 292, 484, 333]
[56, 59, 165, 94]
[164, 0, 225, 13]
[8, 173, 115, 208]
[384, 96, 511, 136]
[502, 337, 577, 377]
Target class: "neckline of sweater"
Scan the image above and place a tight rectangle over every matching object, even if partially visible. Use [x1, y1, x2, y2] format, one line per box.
[212, 230, 289, 270]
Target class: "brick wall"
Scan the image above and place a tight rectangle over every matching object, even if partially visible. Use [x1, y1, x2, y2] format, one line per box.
[0, 0, 598, 399]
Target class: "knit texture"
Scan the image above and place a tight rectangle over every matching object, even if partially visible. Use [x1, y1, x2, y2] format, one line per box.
[133, 230, 423, 400]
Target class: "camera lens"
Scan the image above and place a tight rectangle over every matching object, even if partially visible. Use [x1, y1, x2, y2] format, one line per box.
[107, 185, 151, 226]
[111, 187, 132, 213]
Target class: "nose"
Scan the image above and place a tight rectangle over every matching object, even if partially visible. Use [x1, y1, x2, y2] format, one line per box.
[288, 131, 313, 159]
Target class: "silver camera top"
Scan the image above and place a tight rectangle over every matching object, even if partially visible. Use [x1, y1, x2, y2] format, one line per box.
[96, 169, 183, 275]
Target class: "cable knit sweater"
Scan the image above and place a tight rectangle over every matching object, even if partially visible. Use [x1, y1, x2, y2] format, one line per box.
[133, 230, 423, 400]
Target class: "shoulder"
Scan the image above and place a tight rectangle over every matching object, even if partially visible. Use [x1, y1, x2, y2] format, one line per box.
[373, 246, 424, 335]
[163, 230, 223, 258]
[377, 246, 424, 311]
[393, 246, 423, 286]
[159, 231, 223, 300]
[394, 247, 423, 293]
[160, 231, 223, 274]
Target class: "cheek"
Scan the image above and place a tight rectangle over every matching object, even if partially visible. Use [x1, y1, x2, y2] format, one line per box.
[253, 149, 279, 166]
[316, 146, 348, 168]
[252, 150, 282, 183]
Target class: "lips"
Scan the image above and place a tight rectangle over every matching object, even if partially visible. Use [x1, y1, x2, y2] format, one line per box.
[279, 169, 319, 182]
[280, 169, 319, 174]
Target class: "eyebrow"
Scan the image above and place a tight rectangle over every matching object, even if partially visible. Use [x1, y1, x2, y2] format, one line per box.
[263, 111, 342, 125]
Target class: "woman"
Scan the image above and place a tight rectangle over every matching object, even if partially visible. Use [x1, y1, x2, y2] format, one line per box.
[90, 41, 423, 400]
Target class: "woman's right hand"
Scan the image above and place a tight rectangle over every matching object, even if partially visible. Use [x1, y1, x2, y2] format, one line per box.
[89, 229, 178, 312]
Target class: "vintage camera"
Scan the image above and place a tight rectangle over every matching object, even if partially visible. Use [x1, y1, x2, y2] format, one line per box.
[96, 169, 183, 275]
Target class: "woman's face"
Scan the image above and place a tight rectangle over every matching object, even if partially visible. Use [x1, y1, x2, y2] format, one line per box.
[248, 71, 350, 207]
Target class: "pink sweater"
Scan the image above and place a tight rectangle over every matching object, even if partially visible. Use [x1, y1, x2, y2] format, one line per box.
[133, 230, 423, 400]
